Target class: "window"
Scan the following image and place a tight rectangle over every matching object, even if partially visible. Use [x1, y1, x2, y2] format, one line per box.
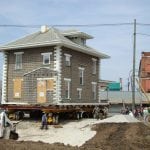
[64, 54, 72, 66]
[64, 78, 71, 99]
[77, 88, 82, 99]
[92, 58, 97, 74]
[41, 52, 52, 65]
[92, 82, 97, 100]
[79, 67, 84, 85]
[13, 78, 23, 98]
[14, 52, 24, 70]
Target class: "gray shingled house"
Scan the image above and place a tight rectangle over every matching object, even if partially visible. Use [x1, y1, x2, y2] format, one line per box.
[0, 26, 109, 105]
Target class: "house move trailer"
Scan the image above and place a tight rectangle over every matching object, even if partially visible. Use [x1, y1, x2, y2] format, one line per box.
[0, 26, 109, 122]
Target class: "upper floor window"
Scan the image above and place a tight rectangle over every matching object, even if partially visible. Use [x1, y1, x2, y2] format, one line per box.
[92, 58, 97, 74]
[41, 52, 52, 65]
[92, 82, 97, 100]
[79, 67, 85, 85]
[64, 54, 72, 66]
[64, 78, 71, 99]
[14, 52, 24, 70]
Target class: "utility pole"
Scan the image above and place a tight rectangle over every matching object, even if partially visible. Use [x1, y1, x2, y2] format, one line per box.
[132, 19, 136, 110]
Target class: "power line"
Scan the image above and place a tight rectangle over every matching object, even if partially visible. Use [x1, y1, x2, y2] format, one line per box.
[137, 33, 150, 37]
[137, 23, 150, 26]
[0, 23, 133, 28]
[1, 22, 150, 28]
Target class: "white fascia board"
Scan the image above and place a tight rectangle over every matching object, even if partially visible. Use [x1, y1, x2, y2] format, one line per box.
[62, 41, 110, 59]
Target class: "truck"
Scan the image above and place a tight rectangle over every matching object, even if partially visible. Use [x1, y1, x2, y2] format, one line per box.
[0, 109, 18, 139]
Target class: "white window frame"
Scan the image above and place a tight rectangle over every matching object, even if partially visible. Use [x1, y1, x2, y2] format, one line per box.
[64, 53, 72, 66]
[92, 58, 97, 74]
[41, 52, 52, 65]
[79, 67, 85, 85]
[92, 82, 97, 100]
[14, 52, 24, 70]
[77, 88, 82, 99]
[64, 78, 71, 99]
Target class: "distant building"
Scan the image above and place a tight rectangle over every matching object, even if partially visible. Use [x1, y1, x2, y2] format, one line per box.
[0, 80, 1, 102]
[139, 52, 150, 93]
[98, 80, 113, 91]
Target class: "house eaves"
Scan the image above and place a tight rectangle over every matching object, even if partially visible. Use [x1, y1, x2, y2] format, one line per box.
[0, 27, 110, 59]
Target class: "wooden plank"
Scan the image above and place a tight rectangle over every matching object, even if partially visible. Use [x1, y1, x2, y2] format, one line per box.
[47, 79, 54, 91]
[13, 78, 22, 99]
[37, 80, 46, 103]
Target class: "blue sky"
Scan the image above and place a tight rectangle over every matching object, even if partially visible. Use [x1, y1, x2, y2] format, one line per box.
[0, 0, 150, 90]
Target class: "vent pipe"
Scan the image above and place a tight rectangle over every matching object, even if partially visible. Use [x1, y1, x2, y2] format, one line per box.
[41, 25, 49, 33]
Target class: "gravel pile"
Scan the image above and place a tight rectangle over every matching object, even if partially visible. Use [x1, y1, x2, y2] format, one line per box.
[95, 114, 140, 124]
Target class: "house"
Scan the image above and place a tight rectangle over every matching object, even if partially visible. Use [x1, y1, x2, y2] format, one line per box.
[0, 26, 109, 105]
[139, 52, 150, 93]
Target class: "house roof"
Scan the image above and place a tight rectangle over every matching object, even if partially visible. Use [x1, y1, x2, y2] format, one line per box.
[61, 29, 93, 39]
[0, 27, 110, 59]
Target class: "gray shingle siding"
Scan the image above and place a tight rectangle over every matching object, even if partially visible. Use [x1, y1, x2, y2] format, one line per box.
[6, 46, 99, 104]
[61, 47, 99, 103]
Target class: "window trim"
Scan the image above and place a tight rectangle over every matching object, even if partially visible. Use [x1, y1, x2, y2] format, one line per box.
[77, 88, 82, 99]
[64, 78, 71, 99]
[91, 82, 97, 100]
[14, 52, 24, 70]
[92, 58, 97, 74]
[41, 52, 52, 65]
[79, 67, 85, 85]
[64, 53, 72, 66]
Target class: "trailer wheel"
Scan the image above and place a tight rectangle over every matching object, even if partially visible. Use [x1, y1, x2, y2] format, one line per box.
[55, 114, 59, 124]
[76, 112, 80, 120]
[145, 114, 150, 125]
[15, 111, 24, 120]
[52, 114, 59, 125]
[9, 131, 18, 140]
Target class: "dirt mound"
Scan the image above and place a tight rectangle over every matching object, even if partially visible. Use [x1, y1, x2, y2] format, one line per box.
[0, 123, 150, 150]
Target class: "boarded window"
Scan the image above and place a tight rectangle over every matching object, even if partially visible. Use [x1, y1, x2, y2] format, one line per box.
[13, 78, 22, 98]
[47, 79, 54, 91]
[37, 80, 46, 103]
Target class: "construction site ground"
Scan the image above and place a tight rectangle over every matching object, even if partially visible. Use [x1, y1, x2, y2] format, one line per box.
[0, 115, 150, 150]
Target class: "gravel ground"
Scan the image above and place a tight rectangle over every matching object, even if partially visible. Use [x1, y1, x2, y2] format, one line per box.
[0, 122, 150, 150]
[16, 115, 140, 147]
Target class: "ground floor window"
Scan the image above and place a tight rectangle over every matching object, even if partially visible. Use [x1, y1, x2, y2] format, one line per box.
[92, 82, 97, 100]
[77, 88, 82, 99]
[64, 78, 71, 99]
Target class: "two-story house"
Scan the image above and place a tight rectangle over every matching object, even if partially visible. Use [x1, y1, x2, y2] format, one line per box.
[0, 26, 109, 105]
